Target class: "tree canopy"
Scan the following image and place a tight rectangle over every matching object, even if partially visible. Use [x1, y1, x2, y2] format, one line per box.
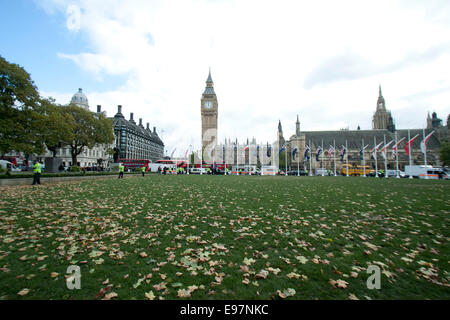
[59, 104, 115, 165]
[0, 55, 114, 163]
[439, 140, 450, 166]
[0, 55, 46, 155]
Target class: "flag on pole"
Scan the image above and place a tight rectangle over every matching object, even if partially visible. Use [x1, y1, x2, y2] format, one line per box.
[371, 142, 383, 159]
[304, 146, 310, 160]
[292, 147, 298, 161]
[315, 146, 322, 161]
[340, 146, 346, 162]
[360, 144, 369, 160]
[404, 134, 419, 156]
[279, 144, 286, 155]
[380, 140, 394, 160]
[420, 131, 435, 154]
[392, 137, 406, 159]
[328, 145, 334, 160]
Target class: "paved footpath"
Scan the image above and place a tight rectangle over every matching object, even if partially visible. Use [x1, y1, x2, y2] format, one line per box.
[0, 174, 139, 187]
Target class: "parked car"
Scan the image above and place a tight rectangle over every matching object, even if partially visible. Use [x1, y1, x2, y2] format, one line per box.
[287, 170, 307, 176]
[189, 167, 207, 174]
[386, 170, 405, 178]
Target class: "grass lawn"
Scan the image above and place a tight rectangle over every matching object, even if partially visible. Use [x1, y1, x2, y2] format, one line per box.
[0, 175, 449, 300]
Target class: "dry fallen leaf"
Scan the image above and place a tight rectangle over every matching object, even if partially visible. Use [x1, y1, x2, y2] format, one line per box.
[102, 292, 118, 300]
[145, 291, 156, 300]
[18, 288, 30, 296]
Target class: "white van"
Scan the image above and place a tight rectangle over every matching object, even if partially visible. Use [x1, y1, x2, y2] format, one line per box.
[189, 167, 207, 174]
[261, 165, 277, 176]
[386, 170, 405, 178]
[405, 165, 447, 179]
[0, 160, 21, 172]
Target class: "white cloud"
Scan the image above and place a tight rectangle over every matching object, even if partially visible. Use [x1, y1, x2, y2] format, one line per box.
[37, 0, 450, 157]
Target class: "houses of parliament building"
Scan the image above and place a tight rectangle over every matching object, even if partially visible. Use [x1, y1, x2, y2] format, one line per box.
[200, 71, 449, 171]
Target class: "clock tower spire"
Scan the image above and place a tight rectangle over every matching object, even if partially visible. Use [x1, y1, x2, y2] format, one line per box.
[201, 69, 218, 156]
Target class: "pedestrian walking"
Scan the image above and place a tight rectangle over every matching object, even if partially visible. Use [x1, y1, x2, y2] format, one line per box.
[118, 163, 124, 179]
[31, 160, 41, 185]
[141, 166, 146, 177]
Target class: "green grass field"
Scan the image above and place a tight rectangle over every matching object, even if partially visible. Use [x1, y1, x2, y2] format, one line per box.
[0, 175, 449, 300]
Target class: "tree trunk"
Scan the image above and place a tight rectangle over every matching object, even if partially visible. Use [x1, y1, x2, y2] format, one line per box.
[71, 146, 78, 166]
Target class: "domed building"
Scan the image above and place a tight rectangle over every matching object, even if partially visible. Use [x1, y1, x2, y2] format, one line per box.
[70, 88, 89, 110]
[37, 88, 113, 169]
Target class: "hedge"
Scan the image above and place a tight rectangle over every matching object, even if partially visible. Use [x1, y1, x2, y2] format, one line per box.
[0, 172, 143, 179]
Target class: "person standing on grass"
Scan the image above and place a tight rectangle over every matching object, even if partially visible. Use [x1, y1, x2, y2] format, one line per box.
[118, 163, 124, 179]
[141, 166, 146, 177]
[31, 160, 41, 185]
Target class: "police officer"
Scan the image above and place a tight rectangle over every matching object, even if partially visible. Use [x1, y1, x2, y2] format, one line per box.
[32, 160, 42, 185]
[118, 163, 125, 179]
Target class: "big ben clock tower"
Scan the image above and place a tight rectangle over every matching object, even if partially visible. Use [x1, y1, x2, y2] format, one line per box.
[201, 69, 218, 156]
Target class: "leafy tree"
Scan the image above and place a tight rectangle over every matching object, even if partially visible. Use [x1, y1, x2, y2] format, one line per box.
[0, 55, 46, 155]
[60, 104, 114, 165]
[40, 98, 75, 157]
[439, 140, 450, 166]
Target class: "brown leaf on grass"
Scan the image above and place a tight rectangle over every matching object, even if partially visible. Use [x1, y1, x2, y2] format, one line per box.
[153, 282, 167, 291]
[177, 289, 191, 298]
[277, 288, 296, 299]
[349, 293, 359, 300]
[336, 280, 349, 288]
[18, 288, 30, 296]
[255, 270, 269, 280]
[50, 272, 59, 278]
[145, 291, 156, 300]
[139, 252, 148, 258]
[94, 286, 112, 299]
[102, 292, 118, 300]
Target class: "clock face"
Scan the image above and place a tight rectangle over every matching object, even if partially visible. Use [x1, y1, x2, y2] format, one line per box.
[204, 101, 213, 109]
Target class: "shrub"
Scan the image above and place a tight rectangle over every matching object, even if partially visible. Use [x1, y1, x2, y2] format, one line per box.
[71, 165, 81, 172]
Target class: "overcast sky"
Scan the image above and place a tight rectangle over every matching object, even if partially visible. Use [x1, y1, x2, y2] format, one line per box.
[2, 0, 449, 157]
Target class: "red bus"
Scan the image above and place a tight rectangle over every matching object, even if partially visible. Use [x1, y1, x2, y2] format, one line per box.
[119, 159, 151, 171]
[193, 163, 229, 170]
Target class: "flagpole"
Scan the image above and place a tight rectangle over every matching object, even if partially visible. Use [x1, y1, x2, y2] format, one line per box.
[423, 128, 428, 180]
[285, 144, 287, 176]
[408, 129, 412, 179]
[384, 134, 387, 179]
[363, 139, 366, 177]
[297, 147, 299, 176]
[345, 140, 348, 177]
[423, 128, 427, 167]
[333, 139, 336, 176]
[187, 147, 190, 175]
[374, 136, 378, 178]
[321, 139, 324, 176]
[395, 132, 399, 178]
[201, 146, 203, 175]
[309, 140, 312, 176]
